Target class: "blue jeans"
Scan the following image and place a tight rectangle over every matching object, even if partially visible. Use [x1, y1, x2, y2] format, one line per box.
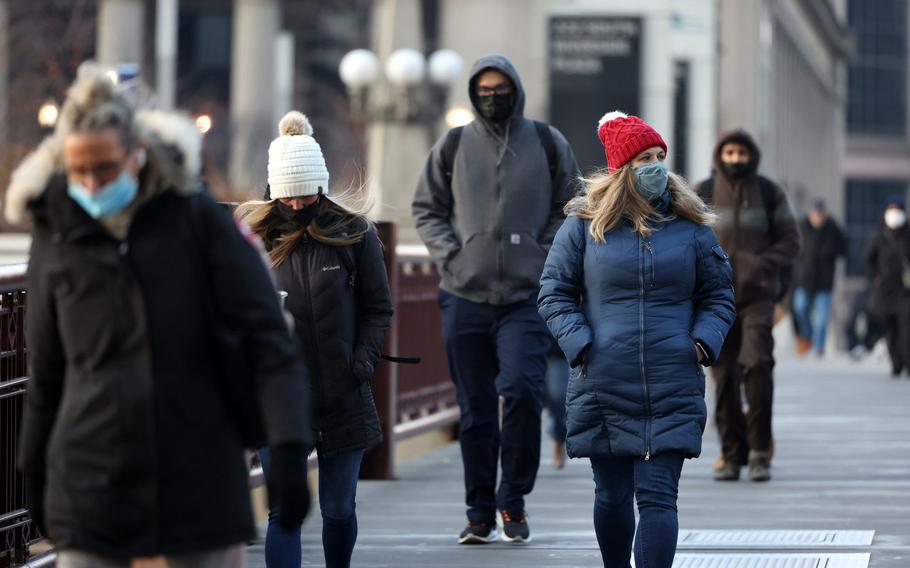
[438, 290, 549, 522]
[259, 448, 364, 568]
[793, 288, 833, 353]
[545, 354, 568, 442]
[590, 453, 685, 568]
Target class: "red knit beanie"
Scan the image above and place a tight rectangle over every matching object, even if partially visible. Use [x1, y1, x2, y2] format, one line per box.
[597, 111, 667, 172]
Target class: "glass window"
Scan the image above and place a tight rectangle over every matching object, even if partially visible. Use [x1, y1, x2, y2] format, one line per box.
[847, 0, 907, 136]
[845, 179, 907, 275]
[195, 13, 231, 69]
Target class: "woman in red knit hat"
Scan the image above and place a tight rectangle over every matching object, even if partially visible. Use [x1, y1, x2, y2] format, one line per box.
[538, 112, 736, 567]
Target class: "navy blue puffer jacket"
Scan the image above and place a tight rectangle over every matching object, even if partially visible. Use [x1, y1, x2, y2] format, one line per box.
[538, 196, 735, 459]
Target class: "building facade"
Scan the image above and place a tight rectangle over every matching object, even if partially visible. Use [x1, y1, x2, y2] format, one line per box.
[843, 0, 910, 284]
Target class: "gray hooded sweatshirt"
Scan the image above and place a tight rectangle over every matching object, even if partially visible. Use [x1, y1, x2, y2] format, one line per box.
[412, 54, 581, 305]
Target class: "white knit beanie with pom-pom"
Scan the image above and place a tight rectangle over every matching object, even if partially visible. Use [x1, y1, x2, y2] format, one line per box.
[267, 111, 330, 198]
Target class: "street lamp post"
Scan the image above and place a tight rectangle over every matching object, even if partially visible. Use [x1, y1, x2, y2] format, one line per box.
[338, 47, 464, 245]
[339, 47, 463, 126]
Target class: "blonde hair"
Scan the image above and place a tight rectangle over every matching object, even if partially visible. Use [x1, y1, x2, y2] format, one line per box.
[235, 186, 375, 268]
[56, 61, 137, 149]
[566, 163, 715, 242]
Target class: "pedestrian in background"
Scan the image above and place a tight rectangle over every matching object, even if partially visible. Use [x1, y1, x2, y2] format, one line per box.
[539, 111, 734, 568]
[544, 342, 569, 470]
[8, 62, 312, 568]
[792, 199, 847, 357]
[844, 285, 883, 360]
[412, 53, 580, 544]
[864, 196, 910, 378]
[237, 111, 394, 568]
[696, 129, 801, 482]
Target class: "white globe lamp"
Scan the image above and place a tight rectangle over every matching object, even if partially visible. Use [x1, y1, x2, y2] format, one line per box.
[428, 49, 463, 86]
[339, 49, 381, 89]
[385, 48, 427, 87]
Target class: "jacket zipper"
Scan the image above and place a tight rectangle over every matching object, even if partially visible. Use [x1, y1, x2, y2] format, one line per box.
[639, 237, 652, 460]
[300, 234, 325, 443]
[496, 178, 504, 291]
[644, 240, 656, 288]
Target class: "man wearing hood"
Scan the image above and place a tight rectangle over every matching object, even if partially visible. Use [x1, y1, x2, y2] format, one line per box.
[865, 196, 910, 377]
[412, 54, 580, 544]
[695, 130, 801, 482]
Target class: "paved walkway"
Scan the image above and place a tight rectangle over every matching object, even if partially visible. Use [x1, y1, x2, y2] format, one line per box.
[246, 350, 910, 567]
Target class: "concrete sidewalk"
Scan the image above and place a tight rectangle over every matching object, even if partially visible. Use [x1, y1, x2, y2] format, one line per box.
[246, 351, 910, 567]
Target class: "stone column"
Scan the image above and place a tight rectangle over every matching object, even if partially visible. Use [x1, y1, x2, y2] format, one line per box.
[156, 0, 178, 110]
[365, 0, 427, 244]
[273, 32, 294, 127]
[0, 0, 8, 157]
[229, 0, 279, 197]
[96, 0, 144, 66]
[642, 9, 674, 164]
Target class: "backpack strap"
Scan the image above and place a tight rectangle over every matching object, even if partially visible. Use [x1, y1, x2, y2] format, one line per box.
[532, 120, 558, 182]
[442, 122, 558, 184]
[699, 176, 715, 204]
[441, 126, 464, 181]
[757, 176, 777, 230]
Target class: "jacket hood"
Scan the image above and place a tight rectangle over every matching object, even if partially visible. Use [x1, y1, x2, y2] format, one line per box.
[4, 109, 202, 225]
[712, 128, 761, 180]
[468, 54, 526, 126]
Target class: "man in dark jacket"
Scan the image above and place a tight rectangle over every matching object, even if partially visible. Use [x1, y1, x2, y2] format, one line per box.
[865, 196, 910, 377]
[7, 63, 311, 565]
[792, 199, 847, 356]
[696, 129, 801, 482]
[412, 54, 580, 544]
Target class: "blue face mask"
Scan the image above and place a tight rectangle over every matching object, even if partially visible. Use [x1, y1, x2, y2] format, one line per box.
[68, 170, 138, 219]
[634, 160, 669, 202]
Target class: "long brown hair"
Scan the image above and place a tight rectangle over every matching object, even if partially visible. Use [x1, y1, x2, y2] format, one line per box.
[235, 189, 374, 268]
[566, 163, 715, 242]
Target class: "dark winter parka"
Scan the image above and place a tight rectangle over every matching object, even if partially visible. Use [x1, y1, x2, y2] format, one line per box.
[267, 204, 393, 457]
[865, 224, 910, 318]
[9, 118, 311, 558]
[696, 130, 801, 306]
[794, 217, 846, 293]
[538, 192, 735, 459]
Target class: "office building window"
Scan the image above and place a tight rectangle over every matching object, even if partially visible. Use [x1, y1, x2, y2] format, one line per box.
[847, 0, 907, 136]
[845, 179, 907, 275]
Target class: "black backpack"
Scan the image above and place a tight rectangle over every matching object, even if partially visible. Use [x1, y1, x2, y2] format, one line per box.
[701, 176, 794, 301]
[441, 120, 558, 183]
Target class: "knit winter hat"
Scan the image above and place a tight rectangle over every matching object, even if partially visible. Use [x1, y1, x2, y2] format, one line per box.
[597, 111, 667, 171]
[886, 195, 906, 210]
[267, 111, 329, 199]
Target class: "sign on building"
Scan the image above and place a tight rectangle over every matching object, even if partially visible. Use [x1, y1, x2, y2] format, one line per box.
[549, 16, 642, 174]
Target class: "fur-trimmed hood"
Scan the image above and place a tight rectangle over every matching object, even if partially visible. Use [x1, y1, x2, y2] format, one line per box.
[3, 109, 202, 225]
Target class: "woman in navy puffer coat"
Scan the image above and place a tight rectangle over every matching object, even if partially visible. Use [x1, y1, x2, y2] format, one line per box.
[538, 112, 735, 568]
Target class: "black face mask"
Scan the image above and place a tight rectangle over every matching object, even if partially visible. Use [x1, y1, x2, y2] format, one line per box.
[276, 199, 320, 227]
[722, 161, 751, 180]
[476, 93, 514, 123]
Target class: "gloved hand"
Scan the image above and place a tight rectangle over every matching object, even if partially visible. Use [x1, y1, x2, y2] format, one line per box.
[266, 443, 311, 529]
[25, 476, 47, 536]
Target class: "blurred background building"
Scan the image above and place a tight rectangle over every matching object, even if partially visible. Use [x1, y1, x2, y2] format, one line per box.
[0, 0, 907, 346]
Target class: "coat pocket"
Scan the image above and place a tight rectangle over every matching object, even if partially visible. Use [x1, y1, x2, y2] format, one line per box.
[502, 231, 548, 289]
[445, 232, 499, 290]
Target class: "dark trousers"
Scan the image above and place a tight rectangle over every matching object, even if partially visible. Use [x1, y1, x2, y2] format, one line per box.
[713, 301, 775, 466]
[259, 448, 363, 568]
[883, 302, 910, 373]
[590, 453, 685, 568]
[545, 353, 569, 442]
[438, 290, 549, 522]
